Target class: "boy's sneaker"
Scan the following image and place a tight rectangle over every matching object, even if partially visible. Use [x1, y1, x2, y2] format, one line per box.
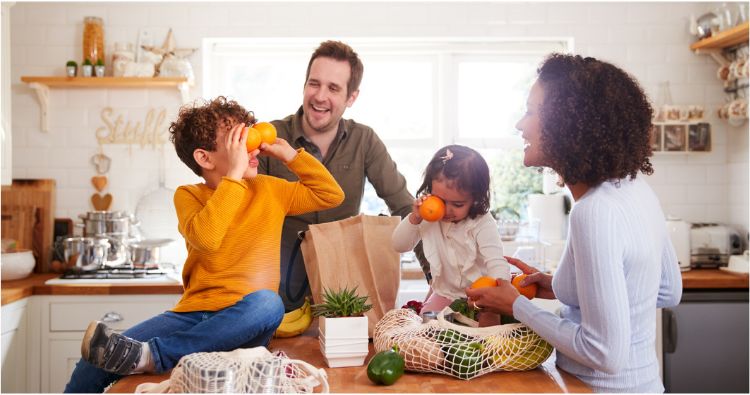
[81, 321, 142, 375]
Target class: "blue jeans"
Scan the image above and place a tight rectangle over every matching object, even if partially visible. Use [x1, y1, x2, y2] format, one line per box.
[64, 289, 284, 393]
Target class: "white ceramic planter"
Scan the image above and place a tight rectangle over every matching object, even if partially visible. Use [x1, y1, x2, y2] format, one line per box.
[319, 316, 369, 368]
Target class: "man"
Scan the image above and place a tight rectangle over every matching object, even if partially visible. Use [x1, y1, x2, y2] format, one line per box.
[258, 40, 417, 312]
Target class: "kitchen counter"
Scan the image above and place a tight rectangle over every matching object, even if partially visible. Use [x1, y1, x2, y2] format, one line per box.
[107, 320, 592, 393]
[1, 273, 184, 305]
[2, 269, 746, 306]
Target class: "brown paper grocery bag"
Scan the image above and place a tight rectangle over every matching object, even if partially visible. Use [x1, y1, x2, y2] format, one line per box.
[301, 214, 401, 337]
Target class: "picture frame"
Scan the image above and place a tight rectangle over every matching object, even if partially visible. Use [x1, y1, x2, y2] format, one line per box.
[688, 123, 711, 152]
[649, 124, 662, 152]
[664, 124, 687, 152]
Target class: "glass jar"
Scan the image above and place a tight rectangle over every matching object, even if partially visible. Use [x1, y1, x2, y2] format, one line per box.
[112, 42, 135, 77]
[83, 17, 105, 65]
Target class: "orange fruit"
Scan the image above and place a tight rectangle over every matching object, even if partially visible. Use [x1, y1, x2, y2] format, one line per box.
[419, 195, 445, 222]
[512, 274, 537, 299]
[471, 276, 497, 289]
[253, 122, 277, 145]
[246, 127, 262, 152]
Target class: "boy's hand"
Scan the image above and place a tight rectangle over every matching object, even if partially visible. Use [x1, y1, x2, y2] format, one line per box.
[225, 123, 251, 180]
[259, 138, 298, 163]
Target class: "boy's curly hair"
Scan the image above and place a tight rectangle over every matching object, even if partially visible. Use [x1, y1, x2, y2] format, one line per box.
[536, 53, 654, 186]
[416, 145, 491, 219]
[169, 96, 256, 176]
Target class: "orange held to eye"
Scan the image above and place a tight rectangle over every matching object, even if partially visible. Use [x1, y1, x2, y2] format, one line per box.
[253, 122, 277, 145]
[246, 127, 262, 152]
[512, 274, 537, 300]
[471, 276, 497, 289]
[419, 195, 445, 222]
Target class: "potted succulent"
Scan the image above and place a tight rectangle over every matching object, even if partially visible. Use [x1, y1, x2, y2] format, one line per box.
[81, 59, 93, 77]
[312, 286, 372, 367]
[66, 60, 78, 77]
[94, 58, 105, 77]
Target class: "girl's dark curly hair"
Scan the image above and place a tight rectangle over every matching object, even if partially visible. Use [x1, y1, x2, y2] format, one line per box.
[416, 145, 490, 219]
[536, 53, 654, 186]
[169, 96, 256, 176]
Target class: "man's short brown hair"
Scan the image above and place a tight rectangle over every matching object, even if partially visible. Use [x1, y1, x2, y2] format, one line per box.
[169, 96, 255, 176]
[306, 40, 364, 97]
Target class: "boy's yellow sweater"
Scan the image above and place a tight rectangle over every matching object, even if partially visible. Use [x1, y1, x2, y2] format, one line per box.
[172, 150, 344, 312]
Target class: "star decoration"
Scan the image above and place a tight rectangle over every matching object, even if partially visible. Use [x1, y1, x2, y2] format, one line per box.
[140, 29, 198, 72]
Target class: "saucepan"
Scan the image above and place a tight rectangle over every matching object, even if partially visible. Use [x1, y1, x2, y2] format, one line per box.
[78, 211, 141, 237]
[63, 237, 110, 271]
[129, 238, 175, 269]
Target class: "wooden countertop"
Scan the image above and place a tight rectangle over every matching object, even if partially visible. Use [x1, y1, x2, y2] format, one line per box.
[2, 269, 747, 307]
[1, 273, 184, 305]
[681, 268, 748, 289]
[108, 321, 592, 393]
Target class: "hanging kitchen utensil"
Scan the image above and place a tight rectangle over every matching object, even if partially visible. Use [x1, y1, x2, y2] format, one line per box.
[90, 148, 113, 211]
[135, 145, 184, 267]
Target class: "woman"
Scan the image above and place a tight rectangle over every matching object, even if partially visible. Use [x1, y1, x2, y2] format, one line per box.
[466, 54, 682, 393]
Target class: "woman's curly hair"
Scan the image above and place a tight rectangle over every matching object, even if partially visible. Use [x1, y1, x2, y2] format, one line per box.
[416, 145, 491, 219]
[536, 53, 654, 186]
[169, 96, 256, 176]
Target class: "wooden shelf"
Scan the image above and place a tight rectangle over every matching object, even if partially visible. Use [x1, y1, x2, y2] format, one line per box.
[690, 22, 749, 51]
[20, 76, 191, 132]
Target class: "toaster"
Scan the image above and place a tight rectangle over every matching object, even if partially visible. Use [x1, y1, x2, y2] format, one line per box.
[690, 224, 743, 268]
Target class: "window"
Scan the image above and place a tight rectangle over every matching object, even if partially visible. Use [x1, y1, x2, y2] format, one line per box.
[204, 38, 569, 215]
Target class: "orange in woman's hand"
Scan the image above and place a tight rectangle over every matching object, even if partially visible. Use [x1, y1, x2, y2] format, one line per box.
[253, 122, 277, 145]
[471, 276, 497, 289]
[419, 195, 445, 222]
[246, 127, 262, 152]
[512, 274, 537, 299]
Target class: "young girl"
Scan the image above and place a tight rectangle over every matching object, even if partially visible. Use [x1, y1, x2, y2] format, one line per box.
[392, 145, 510, 326]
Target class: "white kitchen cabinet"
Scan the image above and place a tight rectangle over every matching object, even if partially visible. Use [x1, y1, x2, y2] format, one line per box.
[1, 298, 29, 393]
[38, 294, 180, 393]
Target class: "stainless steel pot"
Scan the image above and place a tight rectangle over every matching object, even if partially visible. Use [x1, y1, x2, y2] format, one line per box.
[129, 238, 174, 269]
[78, 211, 141, 237]
[63, 237, 110, 271]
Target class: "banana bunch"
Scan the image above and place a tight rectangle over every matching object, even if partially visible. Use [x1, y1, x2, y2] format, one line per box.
[274, 298, 312, 338]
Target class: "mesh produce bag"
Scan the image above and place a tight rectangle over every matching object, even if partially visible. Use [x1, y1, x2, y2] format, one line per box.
[373, 307, 553, 380]
[135, 347, 329, 393]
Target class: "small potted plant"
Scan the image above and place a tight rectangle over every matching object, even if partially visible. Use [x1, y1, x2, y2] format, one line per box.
[81, 59, 93, 77]
[94, 58, 105, 77]
[66, 60, 78, 77]
[312, 286, 371, 367]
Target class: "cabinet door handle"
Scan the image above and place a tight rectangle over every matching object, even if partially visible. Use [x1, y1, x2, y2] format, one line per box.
[662, 308, 678, 353]
[101, 311, 123, 323]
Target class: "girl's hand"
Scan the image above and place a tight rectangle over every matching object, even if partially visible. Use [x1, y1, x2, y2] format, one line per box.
[506, 256, 555, 300]
[259, 138, 297, 163]
[465, 280, 519, 316]
[226, 123, 250, 180]
[408, 194, 430, 224]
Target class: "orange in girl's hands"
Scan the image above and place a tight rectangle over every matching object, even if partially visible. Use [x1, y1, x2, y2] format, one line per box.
[512, 274, 537, 299]
[253, 122, 277, 145]
[419, 195, 445, 222]
[246, 127, 262, 152]
[471, 276, 497, 289]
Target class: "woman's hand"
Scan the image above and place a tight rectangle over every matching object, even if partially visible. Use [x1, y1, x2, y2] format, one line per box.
[259, 138, 297, 163]
[226, 122, 250, 180]
[506, 256, 555, 300]
[408, 195, 430, 225]
[465, 280, 520, 316]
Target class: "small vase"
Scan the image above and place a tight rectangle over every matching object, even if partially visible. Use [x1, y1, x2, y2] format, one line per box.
[82, 65, 93, 77]
[94, 65, 105, 77]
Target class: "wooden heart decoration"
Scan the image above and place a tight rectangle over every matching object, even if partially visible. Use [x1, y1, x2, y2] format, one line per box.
[91, 193, 113, 211]
[91, 176, 108, 192]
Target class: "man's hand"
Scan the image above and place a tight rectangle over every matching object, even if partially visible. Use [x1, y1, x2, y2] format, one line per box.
[226, 122, 251, 180]
[259, 138, 298, 163]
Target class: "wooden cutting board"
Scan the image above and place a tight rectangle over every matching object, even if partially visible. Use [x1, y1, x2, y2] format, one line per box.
[1, 179, 56, 273]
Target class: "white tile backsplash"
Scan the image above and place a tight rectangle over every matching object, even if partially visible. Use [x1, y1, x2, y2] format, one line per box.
[6, 1, 748, 240]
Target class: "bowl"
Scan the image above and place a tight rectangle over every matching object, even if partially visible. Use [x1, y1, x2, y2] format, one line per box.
[1, 249, 35, 281]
